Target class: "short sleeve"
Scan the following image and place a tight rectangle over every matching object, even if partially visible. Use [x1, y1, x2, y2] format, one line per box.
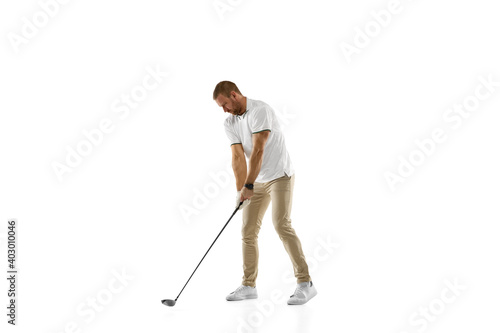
[224, 121, 241, 146]
[250, 106, 273, 133]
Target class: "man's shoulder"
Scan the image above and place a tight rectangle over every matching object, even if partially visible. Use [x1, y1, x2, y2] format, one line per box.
[248, 98, 274, 118]
[248, 98, 271, 110]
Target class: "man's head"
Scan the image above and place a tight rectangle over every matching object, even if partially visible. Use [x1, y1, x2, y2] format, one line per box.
[213, 81, 246, 116]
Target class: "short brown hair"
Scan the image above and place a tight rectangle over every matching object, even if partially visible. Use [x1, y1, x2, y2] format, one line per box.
[213, 81, 242, 100]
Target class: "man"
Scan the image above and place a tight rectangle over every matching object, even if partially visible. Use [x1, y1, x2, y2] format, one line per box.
[213, 81, 317, 305]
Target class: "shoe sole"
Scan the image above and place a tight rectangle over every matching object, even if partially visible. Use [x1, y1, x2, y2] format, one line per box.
[226, 294, 258, 301]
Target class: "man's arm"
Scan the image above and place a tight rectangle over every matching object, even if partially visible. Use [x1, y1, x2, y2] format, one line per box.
[245, 130, 270, 185]
[231, 144, 247, 191]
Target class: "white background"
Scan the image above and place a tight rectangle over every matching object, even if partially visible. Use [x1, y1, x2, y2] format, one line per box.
[1, 0, 499, 332]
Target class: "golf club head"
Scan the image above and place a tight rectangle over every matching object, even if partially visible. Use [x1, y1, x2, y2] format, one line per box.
[161, 299, 176, 307]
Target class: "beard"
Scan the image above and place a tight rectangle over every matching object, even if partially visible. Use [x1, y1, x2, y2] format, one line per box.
[230, 101, 244, 115]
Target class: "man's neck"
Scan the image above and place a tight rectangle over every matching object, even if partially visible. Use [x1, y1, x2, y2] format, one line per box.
[242, 96, 247, 112]
[237, 96, 247, 116]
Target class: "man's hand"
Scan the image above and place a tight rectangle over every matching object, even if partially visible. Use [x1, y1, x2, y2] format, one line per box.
[240, 186, 254, 201]
[236, 190, 251, 210]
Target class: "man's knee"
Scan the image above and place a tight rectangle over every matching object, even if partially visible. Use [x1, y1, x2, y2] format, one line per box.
[273, 218, 294, 236]
[242, 234, 259, 246]
[242, 224, 260, 243]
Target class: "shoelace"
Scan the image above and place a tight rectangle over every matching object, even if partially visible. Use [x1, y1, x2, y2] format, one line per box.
[231, 285, 248, 294]
[290, 285, 306, 298]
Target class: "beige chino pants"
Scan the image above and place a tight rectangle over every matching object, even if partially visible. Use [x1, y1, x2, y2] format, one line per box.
[241, 173, 310, 287]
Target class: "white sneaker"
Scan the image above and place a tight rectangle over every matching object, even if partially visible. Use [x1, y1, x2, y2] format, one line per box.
[226, 285, 258, 301]
[287, 281, 317, 305]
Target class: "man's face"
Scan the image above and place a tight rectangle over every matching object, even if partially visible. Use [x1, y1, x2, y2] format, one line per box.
[215, 93, 242, 115]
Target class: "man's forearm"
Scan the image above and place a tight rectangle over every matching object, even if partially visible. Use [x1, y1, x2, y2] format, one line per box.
[245, 148, 264, 185]
[232, 156, 247, 191]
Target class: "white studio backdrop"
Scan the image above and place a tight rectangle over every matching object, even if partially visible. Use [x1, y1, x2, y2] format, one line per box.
[1, 0, 499, 332]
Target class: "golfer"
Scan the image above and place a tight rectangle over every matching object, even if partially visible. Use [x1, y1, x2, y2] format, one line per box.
[213, 81, 317, 305]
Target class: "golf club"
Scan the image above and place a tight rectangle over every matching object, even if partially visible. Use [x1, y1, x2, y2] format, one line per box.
[161, 201, 244, 307]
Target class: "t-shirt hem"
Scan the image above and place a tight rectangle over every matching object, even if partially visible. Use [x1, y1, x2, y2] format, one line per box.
[255, 170, 295, 183]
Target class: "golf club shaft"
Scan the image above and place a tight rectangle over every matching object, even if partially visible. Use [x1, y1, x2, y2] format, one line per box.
[174, 202, 243, 301]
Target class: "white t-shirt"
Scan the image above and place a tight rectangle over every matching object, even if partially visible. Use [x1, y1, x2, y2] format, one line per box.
[224, 98, 294, 183]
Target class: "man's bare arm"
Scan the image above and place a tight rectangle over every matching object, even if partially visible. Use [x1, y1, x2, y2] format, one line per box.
[230, 144, 247, 191]
[245, 130, 270, 185]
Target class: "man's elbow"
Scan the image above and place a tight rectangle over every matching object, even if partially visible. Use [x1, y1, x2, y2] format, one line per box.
[252, 147, 265, 158]
[232, 154, 245, 167]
